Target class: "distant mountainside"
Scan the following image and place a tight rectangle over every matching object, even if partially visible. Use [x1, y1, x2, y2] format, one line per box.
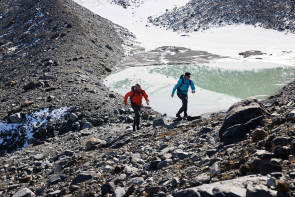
[149, 0, 295, 32]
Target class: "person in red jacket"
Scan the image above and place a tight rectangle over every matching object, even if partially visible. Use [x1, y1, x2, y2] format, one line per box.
[124, 84, 149, 131]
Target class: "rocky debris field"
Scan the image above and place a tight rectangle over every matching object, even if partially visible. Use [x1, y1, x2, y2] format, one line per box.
[149, 0, 295, 33]
[2, 82, 295, 196]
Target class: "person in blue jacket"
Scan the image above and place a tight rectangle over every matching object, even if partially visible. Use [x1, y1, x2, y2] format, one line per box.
[171, 72, 196, 118]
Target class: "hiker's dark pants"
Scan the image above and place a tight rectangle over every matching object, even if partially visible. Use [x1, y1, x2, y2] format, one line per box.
[131, 104, 141, 127]
[177, 93, 188, 116]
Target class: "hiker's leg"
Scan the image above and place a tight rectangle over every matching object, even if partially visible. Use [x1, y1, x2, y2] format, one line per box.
[133, 105, 140, 129]
[183, 95, 188, 117]
[131, 105, 138, 130]
[177, 93, 185, 115]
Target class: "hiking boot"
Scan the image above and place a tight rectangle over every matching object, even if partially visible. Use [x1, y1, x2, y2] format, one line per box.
[183, 114, 188, 119]
[176, 113, 181, 118]
[137, 125, 140, 130]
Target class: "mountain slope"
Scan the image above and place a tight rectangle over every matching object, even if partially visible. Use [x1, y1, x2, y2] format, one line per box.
[149, 0, 295, 32]
[0, 0, 128, 121]
[0, 0, 139, 152]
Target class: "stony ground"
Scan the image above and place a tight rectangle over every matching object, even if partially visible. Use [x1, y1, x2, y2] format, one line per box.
[1, 85, 295, 196]
[149, 0, 295, 33]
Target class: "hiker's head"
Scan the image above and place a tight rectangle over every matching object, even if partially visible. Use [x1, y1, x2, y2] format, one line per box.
[184, 72, 191, 80]
[135, 84, 142, 91]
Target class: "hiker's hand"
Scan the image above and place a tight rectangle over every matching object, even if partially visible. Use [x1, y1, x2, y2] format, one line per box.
[171, 94, 174, 98]
[192, 90, 195, 94]
[146, 101, 149, 105]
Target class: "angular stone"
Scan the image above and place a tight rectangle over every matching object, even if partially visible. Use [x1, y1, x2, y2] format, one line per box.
[272, 137, 290, 147]
[272, 146, 291, 159]
[114, 187, 126, 197]
[69, 113, 78, 122]
[12, 188, 35, 197]
[129, 177, 144, 185]
[219, 99, 265, 143]
[153, 118, 167, 128]
[251, 128, 267, 142]
[9, 113, 22, 123]
[174, 176, 276, 197]
[86, 137, 106, 150]
[71, 171, 95, 184]
[172, 149, 190, 160]
[101, 182, 115, 196]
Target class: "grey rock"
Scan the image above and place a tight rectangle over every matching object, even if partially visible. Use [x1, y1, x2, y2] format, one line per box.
[81, 122, 93, 130]
[200, 127, 212, 133]
[71, 171, 95, 184]
[272, 137, 290, 146]
[174, 175, 276, 197]
[114, 187, 126, 197]
[9, 113, 22, 123]
[33, 154, 44, 160]
[130, 177, 144, 185]
[12, 188, 35, 197]
[219, 99, 265, 143]
[86, 137, 106, 150]
[251, 158, 282, 175]
[47, 190, 62, 197]
[246, 184, 277, 197]
[172, 177, 179, 188]
[153, 118, 167, 128]
[69, 113, 78, 122]
[157, 159, 172, 169]
[172, 149, 190, 160]
[48, 174, 66, 185]
[273, 146, 291, 159]
[206, 149, 217, 156]
[101, 182, 115, 196]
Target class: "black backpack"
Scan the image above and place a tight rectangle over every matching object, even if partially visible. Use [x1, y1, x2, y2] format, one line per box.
[177, 75, 191, 91]
[130, 86, 143, 105]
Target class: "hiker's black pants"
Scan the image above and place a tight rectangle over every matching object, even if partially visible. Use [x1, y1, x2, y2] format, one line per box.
[177, 93, 188, 116]
[131, 104, 141, 127]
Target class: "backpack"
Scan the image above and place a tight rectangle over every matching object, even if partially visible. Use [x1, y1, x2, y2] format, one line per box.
[130, 86, 143, 105]
[177, 75, 191, 92]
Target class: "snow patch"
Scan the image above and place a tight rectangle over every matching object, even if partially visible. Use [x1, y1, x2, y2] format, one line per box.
[0, 107, 69, 148]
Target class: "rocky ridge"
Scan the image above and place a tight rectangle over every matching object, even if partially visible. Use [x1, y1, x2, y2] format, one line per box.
[149, 0, 295, 33]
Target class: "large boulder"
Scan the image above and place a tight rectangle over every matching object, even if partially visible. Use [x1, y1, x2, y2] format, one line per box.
[219, 99, 266, 144]
[173, 175, 277, 197]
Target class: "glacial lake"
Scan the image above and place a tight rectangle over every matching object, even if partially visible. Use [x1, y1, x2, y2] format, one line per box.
[104, 62, 295, 117]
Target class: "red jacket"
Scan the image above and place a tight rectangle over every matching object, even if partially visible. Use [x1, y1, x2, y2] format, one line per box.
[124, 90, 149, 106]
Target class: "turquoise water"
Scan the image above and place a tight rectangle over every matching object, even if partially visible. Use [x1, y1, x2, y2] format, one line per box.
[105, 62, 295, 116]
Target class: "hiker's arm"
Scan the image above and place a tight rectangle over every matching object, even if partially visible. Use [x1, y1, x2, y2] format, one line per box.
[191, 81, 196, 93]
[143, 91, 149, 105]
[171, 79, 182, 97]
[124, 92, 131, 105]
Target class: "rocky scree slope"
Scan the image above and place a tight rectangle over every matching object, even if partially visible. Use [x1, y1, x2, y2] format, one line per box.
[0, 0, 137, 152]
[149, 0, 295, 32]
[1, 84, 295, 196]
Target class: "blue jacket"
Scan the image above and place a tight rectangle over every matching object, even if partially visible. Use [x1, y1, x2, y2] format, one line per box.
[172, 77, 196, 96]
